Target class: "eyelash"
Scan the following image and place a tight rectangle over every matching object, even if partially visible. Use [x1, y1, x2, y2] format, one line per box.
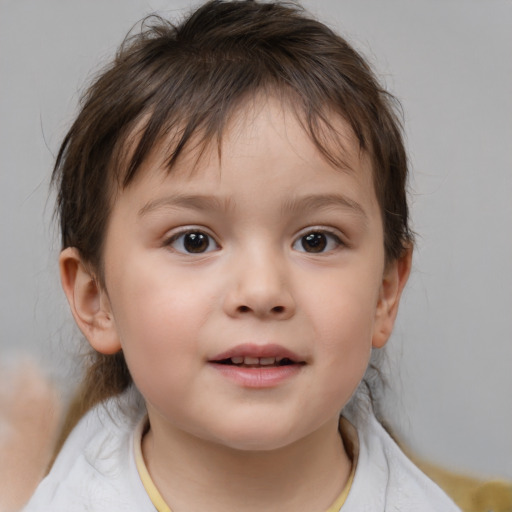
[164, 229, 220, 254]
[292, 228, 345, 254]
[164, 227, 345, 255]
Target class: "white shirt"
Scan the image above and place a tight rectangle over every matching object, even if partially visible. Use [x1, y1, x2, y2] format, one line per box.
[24, 390, 460, 511]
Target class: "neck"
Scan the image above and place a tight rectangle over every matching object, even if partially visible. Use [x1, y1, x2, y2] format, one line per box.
[142, 415, 351, 512]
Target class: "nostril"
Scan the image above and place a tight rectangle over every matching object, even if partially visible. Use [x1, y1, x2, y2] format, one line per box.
[236, 305, 285, 314]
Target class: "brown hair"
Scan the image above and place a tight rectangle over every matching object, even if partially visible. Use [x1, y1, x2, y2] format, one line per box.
[53, 0, 413, 444]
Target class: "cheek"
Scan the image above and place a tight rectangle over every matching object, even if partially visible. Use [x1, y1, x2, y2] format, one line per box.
[302, 268, 381, 393]
[106, 259, 210, 387]
[315, 299, 374, 376]
[312, 301, 374, 413]
[109, 251, 201, 334]
[113, 292, 202, 412]
[307, 268, 381, 345]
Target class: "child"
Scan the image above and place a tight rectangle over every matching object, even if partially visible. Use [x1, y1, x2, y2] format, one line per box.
[24, 1, 460, 510]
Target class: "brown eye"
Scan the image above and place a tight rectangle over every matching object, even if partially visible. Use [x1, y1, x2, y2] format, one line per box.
[301, 232, 327, 253]
[168, 230, 218, 254]
[293, 230, 343, 254]
[183, 232, 209, 253]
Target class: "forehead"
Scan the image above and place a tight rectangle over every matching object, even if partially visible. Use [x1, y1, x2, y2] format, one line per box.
[115, 90, 374, 188]
[118, 97, 379, 226]
[126, 94, 372, 187]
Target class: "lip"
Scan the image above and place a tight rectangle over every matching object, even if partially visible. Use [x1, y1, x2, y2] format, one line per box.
[210, 343, 304, 363]
[208, 343, 305, 389]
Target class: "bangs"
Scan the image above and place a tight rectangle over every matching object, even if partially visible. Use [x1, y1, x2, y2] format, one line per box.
[103, 9, 381, 187]
[116, 87, 361, 188]
[54, 1, 410, 269]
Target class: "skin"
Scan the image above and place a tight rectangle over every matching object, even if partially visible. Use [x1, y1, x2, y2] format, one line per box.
[61, 97, 411, 512]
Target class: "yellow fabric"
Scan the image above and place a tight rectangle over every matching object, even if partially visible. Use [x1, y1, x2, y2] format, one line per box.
[134, 416, 358, 512]
[325, 416, 359, 511]
[135, 414, 512, 512]
[409, 454, 512, 512]
[134, 420, 171, 512]
[325, 467, 355, 512]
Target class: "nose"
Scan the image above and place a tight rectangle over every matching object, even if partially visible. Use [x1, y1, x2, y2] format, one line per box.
[223, 248, 296, 320]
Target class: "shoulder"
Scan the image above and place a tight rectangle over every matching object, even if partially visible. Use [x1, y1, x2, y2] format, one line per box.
[23, 388, 153, 512]
[342, 406, 461, 512]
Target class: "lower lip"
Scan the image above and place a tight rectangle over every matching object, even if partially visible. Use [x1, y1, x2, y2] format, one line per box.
[209, 363, 303, 388]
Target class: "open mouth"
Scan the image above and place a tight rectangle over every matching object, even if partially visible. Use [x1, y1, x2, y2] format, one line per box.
[209, 346, 305, 386]
[215, 356, 299, 368]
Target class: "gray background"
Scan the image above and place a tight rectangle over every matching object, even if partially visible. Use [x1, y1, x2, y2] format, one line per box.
[1, 0, 511, 480]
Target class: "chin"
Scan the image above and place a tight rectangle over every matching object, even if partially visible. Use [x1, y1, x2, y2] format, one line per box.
[205, 422, 304, 453]
[217, 436, 296, 453]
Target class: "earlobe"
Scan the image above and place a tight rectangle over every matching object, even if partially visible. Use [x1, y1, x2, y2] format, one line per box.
[372, 246, 413, 349]
[59, 247, 122, 355]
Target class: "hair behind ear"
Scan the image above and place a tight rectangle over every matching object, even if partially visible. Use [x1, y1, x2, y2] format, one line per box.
[51, 248, 133, 469]
[48, 351, 132, 471]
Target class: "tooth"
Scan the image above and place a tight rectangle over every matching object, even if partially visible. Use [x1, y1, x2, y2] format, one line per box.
[244, 356, 259, 365]
[259, 357, 276, 365]
[231, 357, 244, 364]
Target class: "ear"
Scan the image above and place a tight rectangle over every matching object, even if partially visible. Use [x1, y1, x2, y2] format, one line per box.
[372, 246, 413, 349]
[59, 247, 122, 355]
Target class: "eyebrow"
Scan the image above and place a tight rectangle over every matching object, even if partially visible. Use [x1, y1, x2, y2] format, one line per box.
[138, 192, 367, 222]
[281, 193, 368, 221]
[138, 194, 234, 217]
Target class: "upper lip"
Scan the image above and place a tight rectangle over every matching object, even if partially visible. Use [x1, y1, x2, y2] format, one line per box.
[209, 343, 305, 363]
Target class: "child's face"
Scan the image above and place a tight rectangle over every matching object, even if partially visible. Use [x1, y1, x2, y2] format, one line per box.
[67, 98, 408, 451]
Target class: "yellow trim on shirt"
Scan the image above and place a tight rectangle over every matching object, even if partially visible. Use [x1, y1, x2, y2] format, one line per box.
[134, 419, 171, 512]
[325, 467, 355, 512]
[327, 415, 359, 510]
[134, 416, 358, 512]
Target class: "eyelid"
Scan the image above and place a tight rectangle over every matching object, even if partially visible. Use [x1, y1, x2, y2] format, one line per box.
[292, 226, 346, 253]
[164, 226, 220, 254]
